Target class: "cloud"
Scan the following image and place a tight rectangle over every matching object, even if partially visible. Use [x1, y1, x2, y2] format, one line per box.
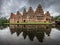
[0, 0, 28, 18]
[0, 0, 60, 18]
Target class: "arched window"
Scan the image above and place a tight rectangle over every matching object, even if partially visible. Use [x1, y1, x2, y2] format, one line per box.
[17, 21, 19, 23]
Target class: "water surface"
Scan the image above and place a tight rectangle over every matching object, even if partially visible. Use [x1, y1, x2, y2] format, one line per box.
[0, 25, 60, 45]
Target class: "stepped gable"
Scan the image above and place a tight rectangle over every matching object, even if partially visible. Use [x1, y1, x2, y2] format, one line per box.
[23, 8, 27, 18]
[45, 11, 51, 22]
[10, 4, 52, 23]
[35, 4, 44, 15]
[46, 11, 50, 16]
[10, 13, 16, 19]
[16, 11, 22, 16]
[45, 11, 51, 17]
[23, 8, 26, 15]
[27, 7, 34, 16]
[27, 7, 34, 19]
[17, 11, 20, 15]
[28, 7, 34, 13]
[16, 11, 22, 18]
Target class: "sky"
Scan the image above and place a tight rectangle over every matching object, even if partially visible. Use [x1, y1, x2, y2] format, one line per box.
[0, 0, 60, 18]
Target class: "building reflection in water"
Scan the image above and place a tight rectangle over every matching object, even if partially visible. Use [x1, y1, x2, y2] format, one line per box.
[9, 25, 52, 43]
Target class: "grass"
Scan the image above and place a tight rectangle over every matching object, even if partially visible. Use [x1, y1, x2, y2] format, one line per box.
[4, 22, 52, 25]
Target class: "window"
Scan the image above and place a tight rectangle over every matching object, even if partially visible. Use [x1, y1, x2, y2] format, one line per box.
[46, 18, 49, 20]
[37, 15, 43, 20]
[24, 20, 26, 22]
[29, 16, 34, 19]
[17, 21, 19, 23]
[37, 16, 43, 20]
[36, 14, 43, 20]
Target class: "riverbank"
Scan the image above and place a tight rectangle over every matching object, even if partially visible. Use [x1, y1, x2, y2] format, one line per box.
[4, 22, 52, 25]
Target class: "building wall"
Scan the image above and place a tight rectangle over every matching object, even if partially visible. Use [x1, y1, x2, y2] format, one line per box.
[10, 4, 52, 23]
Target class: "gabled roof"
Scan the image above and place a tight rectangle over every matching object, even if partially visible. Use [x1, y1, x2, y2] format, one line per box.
[28, 7, 34, 13]
[23, 8, 26, 14]
[45, 11, 50, 16]
[23, 8, 27, 16]
[10, 13, 16, 18]
[35, 4, 44, 14]
[17, 11, 21, 15]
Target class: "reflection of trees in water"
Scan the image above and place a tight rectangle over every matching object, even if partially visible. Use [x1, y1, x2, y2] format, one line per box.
[9, 25, 52, 43]
[55, 25, 60, 31]
[0, 25, 8, 30]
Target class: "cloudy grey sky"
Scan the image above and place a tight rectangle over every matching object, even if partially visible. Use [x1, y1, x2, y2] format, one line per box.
[0, 0, 60, 18]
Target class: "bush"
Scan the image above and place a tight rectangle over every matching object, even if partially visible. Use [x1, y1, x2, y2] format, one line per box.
[0, 17, 9, 25]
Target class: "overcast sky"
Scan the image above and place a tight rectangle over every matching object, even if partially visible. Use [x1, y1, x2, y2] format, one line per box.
[0, 0, 60, 18]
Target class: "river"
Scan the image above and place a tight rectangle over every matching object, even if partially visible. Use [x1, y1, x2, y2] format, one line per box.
[0, 25, 60, 45]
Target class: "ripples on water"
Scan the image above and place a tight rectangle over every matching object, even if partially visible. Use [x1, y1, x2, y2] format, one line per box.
[0, 25, 60, 45]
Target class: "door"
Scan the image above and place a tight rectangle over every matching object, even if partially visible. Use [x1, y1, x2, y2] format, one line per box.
[17, 21, 19, 23]
[24, 20, 26, 22]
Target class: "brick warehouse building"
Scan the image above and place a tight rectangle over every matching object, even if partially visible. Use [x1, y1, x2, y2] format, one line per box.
[10, 4, 52, 23]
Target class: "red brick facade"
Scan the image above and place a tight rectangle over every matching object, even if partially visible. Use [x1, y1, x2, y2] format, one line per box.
[10, 4, 52, 23]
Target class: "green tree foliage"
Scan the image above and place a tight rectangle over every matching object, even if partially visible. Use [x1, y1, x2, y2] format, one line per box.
[0, 17, 9, 25]
[54, 15, 60, 20]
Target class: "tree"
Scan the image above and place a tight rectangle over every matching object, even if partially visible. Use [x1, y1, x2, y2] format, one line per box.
[0, 17, 9, 25]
